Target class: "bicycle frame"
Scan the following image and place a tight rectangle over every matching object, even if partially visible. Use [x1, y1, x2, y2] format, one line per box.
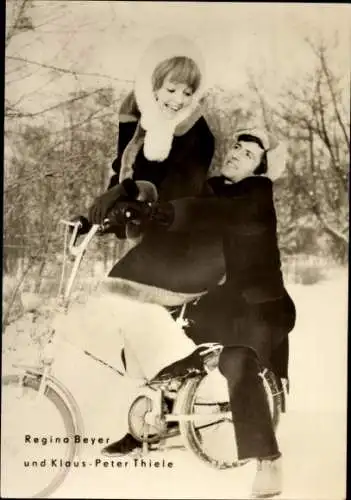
[14, 219, 274, 429]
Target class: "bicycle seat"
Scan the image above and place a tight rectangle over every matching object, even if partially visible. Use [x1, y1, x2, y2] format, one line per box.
[150, 344, 223, 383]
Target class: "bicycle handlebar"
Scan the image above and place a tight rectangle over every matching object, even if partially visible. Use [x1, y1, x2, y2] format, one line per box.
[60, 220, 101, 257]
[59, 215, 127, 302]
[59, 220, 107, 302]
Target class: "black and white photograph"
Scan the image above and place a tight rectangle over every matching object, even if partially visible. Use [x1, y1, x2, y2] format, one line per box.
[2, 1, 349, 498]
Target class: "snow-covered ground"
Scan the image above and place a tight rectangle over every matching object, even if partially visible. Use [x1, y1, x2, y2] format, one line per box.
[1, 268, 348, 499]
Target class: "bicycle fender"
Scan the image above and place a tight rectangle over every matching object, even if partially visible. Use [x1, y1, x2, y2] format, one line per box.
[7, 365, 85, 444]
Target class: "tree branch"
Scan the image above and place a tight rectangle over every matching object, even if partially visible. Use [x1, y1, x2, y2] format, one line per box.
[6, 55, 133, 84]
[286, 162, 348, 246]
[5, 86, 108, 118]
[5, 0, 29, 47]
[314, 212, 348, 244]
[318, 46, 350, 151]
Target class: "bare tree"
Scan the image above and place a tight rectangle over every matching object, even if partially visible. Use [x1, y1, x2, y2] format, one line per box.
[248, 35, 349, 261]
[5, 0, 132, 123]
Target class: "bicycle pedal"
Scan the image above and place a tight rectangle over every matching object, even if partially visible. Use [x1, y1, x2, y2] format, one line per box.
[148, 441, 166, 452]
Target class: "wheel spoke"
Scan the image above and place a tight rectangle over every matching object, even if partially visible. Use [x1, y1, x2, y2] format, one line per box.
[193, 417, 231, 432]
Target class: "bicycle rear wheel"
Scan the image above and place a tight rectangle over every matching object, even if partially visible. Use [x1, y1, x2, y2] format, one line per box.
[1, 373, 82, 498]
[177, 369, 283, 470]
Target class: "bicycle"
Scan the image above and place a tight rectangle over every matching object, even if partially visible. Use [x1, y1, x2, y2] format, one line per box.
[1, 220, 288, 498]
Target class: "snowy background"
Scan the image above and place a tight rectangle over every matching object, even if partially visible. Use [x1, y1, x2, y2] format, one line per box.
[3, 1, 349, 499]
[2, 267, 348, 499]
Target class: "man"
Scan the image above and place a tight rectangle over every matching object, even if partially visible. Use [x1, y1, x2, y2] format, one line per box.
[104, 129, 296, 498]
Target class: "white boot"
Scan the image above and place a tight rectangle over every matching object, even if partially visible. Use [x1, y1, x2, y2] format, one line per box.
[251, 456, 282, 498]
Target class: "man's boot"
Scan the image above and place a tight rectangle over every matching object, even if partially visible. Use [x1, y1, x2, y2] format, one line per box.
[251, 456, 282, 498]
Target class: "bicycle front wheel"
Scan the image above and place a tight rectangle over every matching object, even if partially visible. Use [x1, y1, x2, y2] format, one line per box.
[1, 372, 82, 498]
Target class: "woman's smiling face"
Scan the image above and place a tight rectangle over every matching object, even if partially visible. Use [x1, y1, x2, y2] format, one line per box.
[154, 74, 194, 118]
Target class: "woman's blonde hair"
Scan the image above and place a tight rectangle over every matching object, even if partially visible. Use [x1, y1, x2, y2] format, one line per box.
[152, 56, 201, 93]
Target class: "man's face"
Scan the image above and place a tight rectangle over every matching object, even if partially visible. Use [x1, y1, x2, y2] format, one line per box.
[154, 74, 194, 118]
[222, 140, 264, 182]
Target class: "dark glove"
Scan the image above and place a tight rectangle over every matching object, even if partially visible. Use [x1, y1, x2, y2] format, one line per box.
[88, 179, 140, 225]
[69, 215, 92, 236]
[104, 200, 152, 228]
[105, 200, 174, 231]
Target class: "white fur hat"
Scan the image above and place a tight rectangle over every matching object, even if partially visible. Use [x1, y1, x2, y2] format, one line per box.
[134, 35, 206, 162]
[233, 127, 287, 181]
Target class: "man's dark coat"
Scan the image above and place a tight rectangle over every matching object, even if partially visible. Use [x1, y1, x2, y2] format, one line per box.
[110, 175, 296, 378]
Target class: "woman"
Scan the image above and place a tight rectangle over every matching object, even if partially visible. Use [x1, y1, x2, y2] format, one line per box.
[72, 35, 220, 457]
[84, 34, 223, 307]
[88, 34, 214, 222]
[74, 34, 219, 369]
